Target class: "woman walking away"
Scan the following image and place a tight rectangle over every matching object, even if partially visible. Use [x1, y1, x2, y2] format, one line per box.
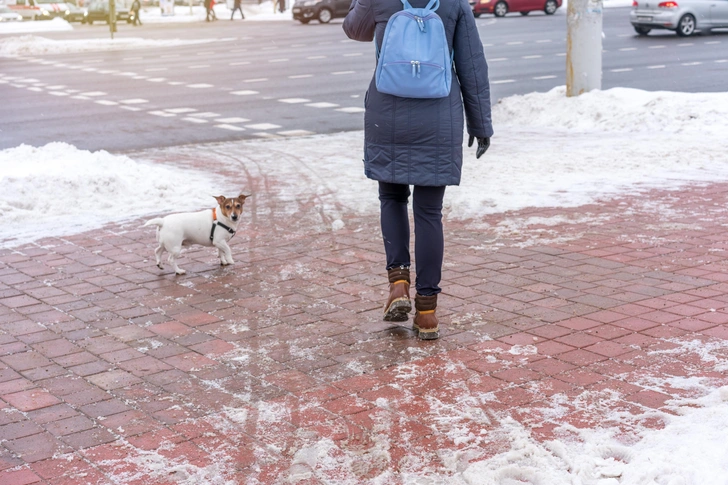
[343, 0, 493, 340]
[231, 0, 245, 19]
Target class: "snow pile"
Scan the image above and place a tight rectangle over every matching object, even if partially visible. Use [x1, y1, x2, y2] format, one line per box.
[2, 88, 728, 247]
[0, 34, 227, 56]
[494, 86, 727, 135]
[0, 143, 230, 247]
[0, 17, 73, 35]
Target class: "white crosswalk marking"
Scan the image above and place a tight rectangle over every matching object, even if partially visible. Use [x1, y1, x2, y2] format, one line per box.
[336, 107, 365, 113]
[231, 90, 259, 96]
[183, 117, 208, 124]
[120, 99, 149, 104]
[215, 124, 246, 131]
[149, 111, 176, 117]
[215, 117, 250, 123]
[187, 83, 214, 88]
[245, 123, 282, 130]
[306, 102, 339, 108]
[96, 100, 118, 105]
[278, 98, 311, 104]
[166, 108, 198, 113]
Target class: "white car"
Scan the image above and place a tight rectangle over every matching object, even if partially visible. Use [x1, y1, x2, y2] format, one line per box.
[0, 5, 25, 20]
[631, 0, 728, 36]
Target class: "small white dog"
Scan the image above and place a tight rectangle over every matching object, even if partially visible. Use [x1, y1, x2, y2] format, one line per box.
[144, 194, 249, 275]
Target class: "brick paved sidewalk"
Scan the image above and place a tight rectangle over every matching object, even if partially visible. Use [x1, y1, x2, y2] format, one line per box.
[1, 169, 727, 483]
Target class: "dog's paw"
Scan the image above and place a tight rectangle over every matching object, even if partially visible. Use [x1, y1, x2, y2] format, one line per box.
[175, 269, 187, 275]
[157, 264, 164, 270]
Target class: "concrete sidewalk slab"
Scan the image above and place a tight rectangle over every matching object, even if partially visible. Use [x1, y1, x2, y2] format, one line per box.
[1, 155, 727, 482]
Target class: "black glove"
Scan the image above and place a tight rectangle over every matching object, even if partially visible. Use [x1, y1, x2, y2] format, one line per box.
[468, 135, 490, 159]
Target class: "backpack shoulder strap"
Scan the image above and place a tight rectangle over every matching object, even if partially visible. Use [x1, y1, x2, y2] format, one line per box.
[425, 0, 439, 11]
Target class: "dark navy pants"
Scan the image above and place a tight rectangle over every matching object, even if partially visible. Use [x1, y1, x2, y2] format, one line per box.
[378, 182, 446, 297]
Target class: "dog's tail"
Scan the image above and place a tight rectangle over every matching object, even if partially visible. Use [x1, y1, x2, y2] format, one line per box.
[143, 218, 164, 228]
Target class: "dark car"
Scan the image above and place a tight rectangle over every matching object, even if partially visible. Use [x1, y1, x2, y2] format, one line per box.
[82, 0, 130, 23]
[472, 0, 561, 17]
[292, 0, 349, 23]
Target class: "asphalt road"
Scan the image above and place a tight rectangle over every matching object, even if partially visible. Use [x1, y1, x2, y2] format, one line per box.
[1, 8, 726, 151]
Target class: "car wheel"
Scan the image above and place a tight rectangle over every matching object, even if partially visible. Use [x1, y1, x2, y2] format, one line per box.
[317, 7, 332, 23]
[473, 12, 481, 17]
[633, 25, 651, 35]
[676, 14, 695, 36]
[544, 0, 557, 14]
[520, 10, 529, 15]
[299, 18, 310, 23]
[494, 1, 507, 17]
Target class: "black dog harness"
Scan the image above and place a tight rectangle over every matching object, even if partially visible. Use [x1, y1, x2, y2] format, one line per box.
[209, 208, 236, 242]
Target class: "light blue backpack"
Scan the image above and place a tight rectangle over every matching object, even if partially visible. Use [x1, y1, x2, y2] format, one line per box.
[375, 0, 452, 99]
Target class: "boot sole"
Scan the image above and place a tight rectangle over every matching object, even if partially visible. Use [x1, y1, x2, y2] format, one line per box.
[384, 298, 412, 322]
[413, 323, 440, 340]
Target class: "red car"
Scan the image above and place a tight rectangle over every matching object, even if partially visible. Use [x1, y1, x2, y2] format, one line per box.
[472, 0, 561, 17]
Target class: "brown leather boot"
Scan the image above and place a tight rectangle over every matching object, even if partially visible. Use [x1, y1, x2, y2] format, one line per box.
[383, 266, 412, 322]
[413, 294, 439, 340]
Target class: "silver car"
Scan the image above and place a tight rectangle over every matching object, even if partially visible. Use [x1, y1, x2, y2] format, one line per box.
[630, 0, 728, 36]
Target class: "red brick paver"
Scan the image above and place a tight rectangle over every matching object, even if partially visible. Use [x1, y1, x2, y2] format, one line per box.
[2, 166, 728, 482]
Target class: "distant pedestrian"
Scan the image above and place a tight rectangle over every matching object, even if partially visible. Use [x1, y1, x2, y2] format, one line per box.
[130, 0, 142, 25]
[230, 0, 244, 19]
[343, 0, 493, 340]
[205, 0, 217, 21]
[278, 0, 285, 12]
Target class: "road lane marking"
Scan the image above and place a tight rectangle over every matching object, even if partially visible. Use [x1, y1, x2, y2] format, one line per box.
[332, 71, 356, 75]
[522, 55, 542, 59]
[166, 108, 197, 113]
[168, 81, 185, 85]
[187, 83, 214, 88]
[489, 57, 508, 61]
[96, 100, 118, 105]
[231, 90, 259, 95]
[215, 124, 246, 131]
[120, 99, 149, 104]
[145, 68, 168, 72]
[305, 102, 339, 108]
[610, 68, 633, 72]
[216, 117, 250, 123]
[648, 45, 666, 49]
[677, 43, 693, 46]
[47, 85, 66, 89]
[189, 65, 210, 69]
[27, 87, 42, 92]
[149, 111, 176, 117]
[555, 52, 566, 56]
[491, 79, 515, 84]
[705, 41, 720, 44]
[161, 54, 180, 58]
[120, 106, 142, 111]
[278, 130, 315, 136]
[716, 59, 727, 63]
[269, 58, 289, 63]
[344, 53, 363, 57]
[289, 74, 313, 79]
[533, 75, 557, 80]
[506, 41, 523, 45]
[279, 98, 311, 103]
[244, 78, 268, 83]
[307, 55, 327, 59]
[336, 107, 365, 113]
[124, 57, 143, 61]
[245, 123, 281, 130]
[183, 117, 208, 123]
[536, 39, 552, 43]
[81, 91, 106, 96]
[619, 47, 637, 51]
[229, 61, 251, 66]
[647, 65, 665, 69]
[191, 112, 220, 117]
[147, 78, 167, 82]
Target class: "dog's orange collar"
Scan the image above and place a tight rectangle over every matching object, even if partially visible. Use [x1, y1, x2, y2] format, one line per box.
[212, 207, 217, 221]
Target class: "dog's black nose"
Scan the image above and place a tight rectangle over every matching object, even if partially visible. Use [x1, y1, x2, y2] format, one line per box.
[232, 214, 238, 221]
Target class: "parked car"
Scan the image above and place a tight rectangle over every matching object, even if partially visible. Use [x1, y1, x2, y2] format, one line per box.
[82, 0, 130, 23]
[630, 0, 728, 36]
[6, 0, 60, 20]
[62, 2, 86, 21]
[292, 0, 349, 23]
[0, 5, 24, 20]
[472, 0, 561, 17]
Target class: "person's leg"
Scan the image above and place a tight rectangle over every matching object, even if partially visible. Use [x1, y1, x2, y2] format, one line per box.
[412, 185, 445, 296]
[378, 182, 411, 270]
[379, 181, 413, 321]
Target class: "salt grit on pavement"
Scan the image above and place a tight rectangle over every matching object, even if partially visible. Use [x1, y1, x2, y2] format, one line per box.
[1, 88, 728, 484]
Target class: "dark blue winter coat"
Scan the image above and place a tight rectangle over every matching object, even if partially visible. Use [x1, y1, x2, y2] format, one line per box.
[343, 0, 493, 186]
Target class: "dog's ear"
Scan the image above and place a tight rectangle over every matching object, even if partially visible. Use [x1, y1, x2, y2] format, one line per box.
[238, 194, 251, 200]
[214, 195, 226, 206]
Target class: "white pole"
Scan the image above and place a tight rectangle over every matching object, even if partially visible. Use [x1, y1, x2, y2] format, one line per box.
[566, 0, 603, 97]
